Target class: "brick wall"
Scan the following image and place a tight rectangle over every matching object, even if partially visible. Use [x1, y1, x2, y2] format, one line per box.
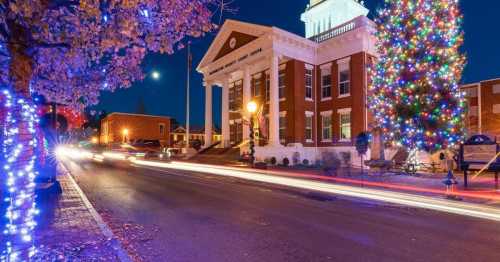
[100, 113, 170, 146]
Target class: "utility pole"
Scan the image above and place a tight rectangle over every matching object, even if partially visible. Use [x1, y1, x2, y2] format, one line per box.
[185, 41, 192, 152]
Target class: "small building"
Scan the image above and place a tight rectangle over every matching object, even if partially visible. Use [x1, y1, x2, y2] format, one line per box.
[170, 126, 221, 147]
[100, 113, 170, 146]
[461, 78, 500, 141]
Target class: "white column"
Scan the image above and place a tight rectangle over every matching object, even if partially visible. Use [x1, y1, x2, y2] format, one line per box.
[268, 53, 281, 146]
[221, 79, 230, 148]
[242, 66, 251, 140]
[204, 82, 213, 147]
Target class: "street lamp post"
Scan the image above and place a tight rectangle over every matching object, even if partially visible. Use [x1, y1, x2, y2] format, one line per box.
[246, 101, 258, 167]
[122, 128, 129, 144]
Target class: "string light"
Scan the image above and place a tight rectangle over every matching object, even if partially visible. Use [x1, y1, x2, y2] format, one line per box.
[1, 88, 39, 261]
[369, 0, 466, 153]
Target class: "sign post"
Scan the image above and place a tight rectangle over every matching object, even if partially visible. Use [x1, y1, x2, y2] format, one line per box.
[460, 135, 500, 189]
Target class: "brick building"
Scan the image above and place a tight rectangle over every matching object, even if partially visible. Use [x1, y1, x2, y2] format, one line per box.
[170, 125, 221, 147]
[461, 78, 500, 140]
[100, 113, 170, 146]
[197, 0, 376, 163]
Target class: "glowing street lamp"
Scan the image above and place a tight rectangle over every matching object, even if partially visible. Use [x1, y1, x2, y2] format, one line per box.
[247, 101, 258, 167]
[246, 101, 258, 114]
[122, 128, 129, 143]
[91, 136, 98, 144]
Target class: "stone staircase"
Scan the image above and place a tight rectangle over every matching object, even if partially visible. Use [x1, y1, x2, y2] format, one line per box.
[188, 146, 243, 165]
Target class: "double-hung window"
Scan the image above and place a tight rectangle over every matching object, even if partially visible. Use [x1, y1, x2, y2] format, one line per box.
[265, 71, 270, 103]
[252, 74, 262, 97]
[339, 109, 352, 141]
[321, 65, 332, 100]
[279, 112, 287, 144]
[338, 58, 350, 97]
[321, 112, 332, 142]
[279, 70, 286, 100]
[305, 65, 313, 100]
[305, 112, 314, 142]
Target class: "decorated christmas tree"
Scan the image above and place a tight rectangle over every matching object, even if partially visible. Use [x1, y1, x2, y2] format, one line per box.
[369, 0, 467, 153]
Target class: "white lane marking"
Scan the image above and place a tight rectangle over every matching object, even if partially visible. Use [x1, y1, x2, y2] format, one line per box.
[61, 163, 132, 262]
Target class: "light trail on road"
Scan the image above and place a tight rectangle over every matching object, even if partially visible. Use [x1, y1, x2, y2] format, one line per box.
[131, 159, 500, 222]
[54, 146, 500, 223]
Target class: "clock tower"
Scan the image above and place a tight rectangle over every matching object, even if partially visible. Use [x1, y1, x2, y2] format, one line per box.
[301, 0, 369, 38]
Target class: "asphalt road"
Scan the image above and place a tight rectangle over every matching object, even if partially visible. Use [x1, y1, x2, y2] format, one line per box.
[63, 159, 500, 262]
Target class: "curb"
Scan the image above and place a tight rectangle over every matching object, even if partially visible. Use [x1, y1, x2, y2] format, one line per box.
[60, 163, 132, 262]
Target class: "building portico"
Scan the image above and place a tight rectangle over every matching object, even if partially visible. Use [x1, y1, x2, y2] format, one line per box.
[198, 0, 377, 165]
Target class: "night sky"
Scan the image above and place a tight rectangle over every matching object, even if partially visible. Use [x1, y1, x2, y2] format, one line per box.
[93, 0, 500, 128]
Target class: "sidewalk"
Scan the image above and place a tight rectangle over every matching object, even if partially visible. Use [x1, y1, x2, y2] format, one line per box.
[32, 166, 129, 261]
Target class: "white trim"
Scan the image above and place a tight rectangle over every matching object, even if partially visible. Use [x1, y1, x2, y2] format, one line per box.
[279, 111, 287, 117]
[321, 139, 333, 143]
[493, 84, 500, 94]
[305, 111, 314, 117]
[320, 63, 332, 70]
[306, 139, 314, 143]
[321, 97, 332, 102]
[337, 56, 351, 65]
[321, 110, 333, 116]
[493, 104, 500, 114]
[337, 107, 352, 114]
[306, 98, 314, 102]
[305, 63, 314, 70]
[279, 64, 287, 71]
[279, 98, 287, 102]
[252, 72, 263, 79]
[338, 94, 350, 99]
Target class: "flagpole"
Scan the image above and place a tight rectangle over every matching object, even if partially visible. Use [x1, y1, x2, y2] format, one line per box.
[185, 41, 191, 152]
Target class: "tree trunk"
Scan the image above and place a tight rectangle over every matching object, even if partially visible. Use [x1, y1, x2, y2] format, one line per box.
[1, 26, 38, 261]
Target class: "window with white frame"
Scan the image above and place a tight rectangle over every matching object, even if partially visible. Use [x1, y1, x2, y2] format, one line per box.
[493, 104, 500, 114]
[252, 74, 262, 97]
[339, 110, 351, 141]
[493, 84, 500, 94]
[464, 87, 478, 97]
[265, 71, 270, 103]
[469, 106, 479, 117]
[279, 112, 287, 144]
[279, 70, 286, 100]
[229, 83, 235, 111]
[338, 59, 350, 97]
[235, 80, 243, 110]
[321, 112, 332, 141]
[305, 65, 313, 100]
[159, 123, 166, 135]
[305, 112, 314, 142]
[321, 66, 332, 100]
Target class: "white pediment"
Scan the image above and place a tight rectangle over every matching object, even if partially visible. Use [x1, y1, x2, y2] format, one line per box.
[197, 19, 271, 72]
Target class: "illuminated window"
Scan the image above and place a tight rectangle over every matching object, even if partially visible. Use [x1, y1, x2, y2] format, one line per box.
[339, 110, 351, 141]
[338, 61, 350, 97]
[305, 112, 314, 142]
[321, 112, 332, 141]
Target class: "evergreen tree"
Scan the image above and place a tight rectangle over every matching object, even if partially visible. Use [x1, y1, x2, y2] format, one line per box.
[369, 0, 467, 153]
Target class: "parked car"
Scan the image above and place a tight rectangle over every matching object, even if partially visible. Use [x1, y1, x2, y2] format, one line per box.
[131, 139, 168, 160]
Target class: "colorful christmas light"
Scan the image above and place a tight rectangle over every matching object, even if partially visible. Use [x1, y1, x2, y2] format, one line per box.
[369, 0, 467, 153]
[1, 89, 39, 261]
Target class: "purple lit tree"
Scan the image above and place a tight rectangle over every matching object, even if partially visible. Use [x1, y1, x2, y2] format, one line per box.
[0, 1, 219, 260]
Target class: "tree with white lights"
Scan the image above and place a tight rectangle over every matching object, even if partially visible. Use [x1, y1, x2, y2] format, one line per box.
[0, 1, 219, 260]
